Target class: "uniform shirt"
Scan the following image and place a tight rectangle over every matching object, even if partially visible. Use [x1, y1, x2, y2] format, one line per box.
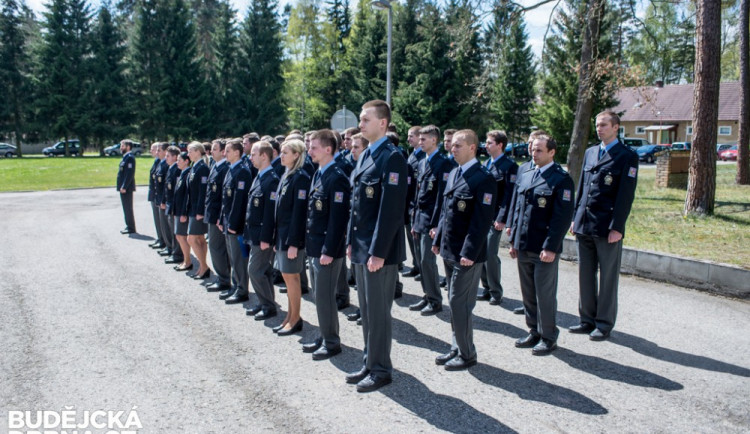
[508, 162, 575, 254]
[433, 159, 496, 263]
[573, 140, 638, 237]
[412, 149, 454, 234]
[243, 166, 280, 246]
[188, 159, 210, 217]
[204, 159, 229, 225]
[347, 136, 408, 265]
[117, 151, 136, 192]
[306, 162, 351, 259]
[220, 160, 253, 234]
[274, 169, 311, 251]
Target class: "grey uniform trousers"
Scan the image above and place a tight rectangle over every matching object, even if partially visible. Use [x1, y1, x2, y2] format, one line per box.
[311, 257, 344, 349]
[207, 223, 230, 287]
[225, 233, 248, 297]
[445, 259, 482, 361]
[354, 263, 397, 378]
[576, 234, 623, 333]
[517, 249, 559, 341]
[249, 244, 275, 310]
[480, 227, 504, 299]
[151, 201, 164, 244]
[416, 233, 441, 305]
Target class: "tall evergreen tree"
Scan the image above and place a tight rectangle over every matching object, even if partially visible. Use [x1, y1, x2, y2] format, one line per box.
[210, 0, 239, 136]
[0, 0, 31, 155]
[343, 0, 387, 110]
[390, 0, 423, 125]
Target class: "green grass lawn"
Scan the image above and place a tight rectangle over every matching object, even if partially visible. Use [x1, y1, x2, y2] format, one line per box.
[1, 156, 748, 268]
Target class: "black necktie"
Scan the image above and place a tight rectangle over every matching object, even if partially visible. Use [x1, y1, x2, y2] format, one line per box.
[454, 167, 463, 185]
[598, 146, 606, 160]
[531, 168, 540, 183]
[313, 170, 320, 186]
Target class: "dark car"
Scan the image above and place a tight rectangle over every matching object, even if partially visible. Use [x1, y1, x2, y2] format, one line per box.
[104, 141, 143, 157]
[505, 142, 530, 159]
[43, 140, 81, 157]
[623, 137, 650, 149]
[0, 142, 17, 157]
[670, 142, 691, 151]
[719, 145, 738, 161]
[636, 145, 667, 163]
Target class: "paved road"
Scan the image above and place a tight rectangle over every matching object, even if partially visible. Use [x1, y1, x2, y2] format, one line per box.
[1, 188, 748, 433]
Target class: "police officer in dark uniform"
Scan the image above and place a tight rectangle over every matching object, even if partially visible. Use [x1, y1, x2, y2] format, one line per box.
[508, 134, 575, 355]
[409, 125, 453, 315]
[162, 146, 184, 265]
[117, 139, 137, 234]
[477, 130, 518, 305]
[218, 139, 253, 305]
[570, 111, 638, 341]
[244, 141, 281, 319]
[333, 138, 355, 310]
[301, 129, 351, 359]
[345, 100, 408, 393]
[147, 143, 165, 248]
[205, 140, 232, 292]
[154, 143, 171, 257]
[402, 125, 425, 279]
[432, 129, 496, 371]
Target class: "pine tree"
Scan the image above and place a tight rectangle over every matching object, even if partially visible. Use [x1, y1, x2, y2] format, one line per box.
[342, 0, 387, 110]
[210, 0, 239, 136]
[0, 0, 31, 155]
[390, 0, 423, 126]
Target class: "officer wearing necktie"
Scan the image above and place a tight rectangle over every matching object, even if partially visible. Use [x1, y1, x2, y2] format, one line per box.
[432, 129, 496, 371]
[508, 134, 575, 355]
[117, 139, 137, 234]
[147, 143, 166, 248]
[570, 111, 638, 341]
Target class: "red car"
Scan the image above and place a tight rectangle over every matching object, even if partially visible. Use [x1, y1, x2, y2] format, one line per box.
[719, 145, 738, 161]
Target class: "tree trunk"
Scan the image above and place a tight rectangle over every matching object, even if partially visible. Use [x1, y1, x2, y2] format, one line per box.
[567, 0, 606, 187]
[685, 0, 721, 216]
[738, 0, 750, 185]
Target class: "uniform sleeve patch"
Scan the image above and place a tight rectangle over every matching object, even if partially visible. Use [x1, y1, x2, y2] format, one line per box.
[270, 192, 278, 201]
[443, 173, 449, 181]
[298, 189, 307, 199]
[201, 176, 208, 184]
[388, 172, 399, 185]
[510, 174, 517, 183]
[127, 163, 133, 168]
[628, 167, 638, 178]
[407, 176, 412, 185]
[563, 189, 571, 201]
[237, 181, 245, 190]
[334, 191, 344, 203]
[482, 193, 493, 205]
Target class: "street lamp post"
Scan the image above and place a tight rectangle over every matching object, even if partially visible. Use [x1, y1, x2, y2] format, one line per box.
[371, 0, 392, 106]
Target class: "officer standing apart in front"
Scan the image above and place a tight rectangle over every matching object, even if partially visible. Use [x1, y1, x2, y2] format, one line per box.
[508, 134, 575, 355]
[569, 110, 638, 341]
[118, 139, 137, 234]
[345, 100, 408, 392]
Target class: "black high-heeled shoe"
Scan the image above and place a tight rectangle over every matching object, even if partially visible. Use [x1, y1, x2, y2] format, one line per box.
[277, 320, 303, 336]
[272, 323, 286, 333]
[193, 269, 211, 279]
[175, 264, 193, 272]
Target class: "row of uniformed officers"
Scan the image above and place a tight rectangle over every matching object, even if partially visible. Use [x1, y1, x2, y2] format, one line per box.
[118, 101, 637, 393]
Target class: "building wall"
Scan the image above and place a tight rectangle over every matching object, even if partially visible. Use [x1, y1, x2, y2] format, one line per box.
[620, 121, 739, 145]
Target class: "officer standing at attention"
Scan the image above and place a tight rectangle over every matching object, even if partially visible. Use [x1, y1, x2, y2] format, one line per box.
[218, 139, 253, 305]
[477, 130, 518, 305]
[301, 129, 351, 360]
[570, 111, 638, 341]
[162, 146, 184, 266]
[147, 143, 166, 249]
[507, 134, 575, 355]
[155, 143, 172, 258]
[402, 125, 425, 280]
[205, 140, 232, 293]
[431, 129, 496, 371]
[118, 139, 137, 234]
[345, 100, 408, 393]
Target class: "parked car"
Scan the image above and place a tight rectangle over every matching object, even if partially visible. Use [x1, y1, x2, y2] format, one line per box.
[0, 142, 18, 157]
[636, 145, 667, 163]
[623, 137, 650, 149]
[104, 141, 143, 157]
[477, 141, 488, 158]
[718, 145, 738, 161]
[505, 142, 530, 159]
[670, 142, 691, 151]
[43, 140, 81, 156]
[716, 143, 735, 158]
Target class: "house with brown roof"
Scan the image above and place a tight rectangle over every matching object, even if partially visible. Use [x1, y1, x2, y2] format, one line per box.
[608, 82, 740, 145]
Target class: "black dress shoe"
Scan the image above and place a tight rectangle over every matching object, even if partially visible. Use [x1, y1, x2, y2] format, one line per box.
[569, 323, 596, 334]
[255, 309, 277, 321]
[476, 292, 491, 301]
[532, 338, 557, 355]
[302, 338, 322, 353]
[158, 249, 171, 256]
[245, 305, 262, 316]
[278, 286, 287, 294]
[348, 276, 356, 286]
[444, 355, 477, 371]
[301, 287, 310, 295]
[409, 299, 428, 311]
[513, 306, 525, 315]
[435, 350, 458, 365]
[193, 269, 211, 279]
[336, 298, 350, 310]
[345, 366, 369, 384]
[440, 277, 447, 288]
[312, 345, 342, 360]
[420, 303, 442, 316]
[414, 274, 422, 282]
[149, 241, 164, 248]
[589, 328, 611, 341]
[402, 267, 420, 277]
[347, 310, 361, 321]
[272, 323, 285, 333]
[356, 317, 362, 325]
[207, 282, 230, 292]
[120, 228, 135, 234]
[164, 257, 180, 264]
[357, 373, 392, 392]
[224, 294, 248, 304]
[489, 297, 501, 306]
[219, 289, 235, 300]
[394, 281, 403, 299]
[515, 333, 541, 348]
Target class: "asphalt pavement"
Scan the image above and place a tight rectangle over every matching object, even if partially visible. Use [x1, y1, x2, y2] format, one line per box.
[1, 188, 748, 433]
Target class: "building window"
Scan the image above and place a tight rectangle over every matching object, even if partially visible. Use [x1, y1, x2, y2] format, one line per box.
[686, 126, 693, 136]
[618, 126, 625, 136]
[636, 126, 646, 135]
[718, 126, 732, 136]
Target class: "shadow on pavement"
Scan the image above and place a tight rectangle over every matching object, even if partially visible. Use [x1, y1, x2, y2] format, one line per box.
[470, 363, 608, 415]
[553, 347, 683, 390]
[129, 233, 154, 241]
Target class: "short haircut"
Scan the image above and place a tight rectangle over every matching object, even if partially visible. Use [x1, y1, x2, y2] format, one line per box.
[454, 129, 478, 146]
[158, 142, 169, 151]
[534, 134, 557, 151]
[362, 99, 391, 124]
[254, 141, 274, 162]
[286, 133, 304, 141]
[289, 129, 302, 135]
[310, 129, 338, 153]
[596, 110, 620, 127]
[166, 145, 181, 157]
[226, 138, 243, 153]
[178, 151, 190, 161]
[212, 139, 226, 151]
[386, 131, 400, 146]
[262, 135, 280, 154]
[486, 130, 508, 146]
[304, 131, 314, 138]
[419, 125, 440, 140]
[275, 135, 286, 144]
[332, 130, 343, 149]
[243, 132, 260, 143]
[344, 127, 360, 136]
[444, 128, 457, 136]
[388, 122, 397, 133]
[352, 133, 368, 146]
[408, 125, 422, 134]
[120, 139, 133, 149]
